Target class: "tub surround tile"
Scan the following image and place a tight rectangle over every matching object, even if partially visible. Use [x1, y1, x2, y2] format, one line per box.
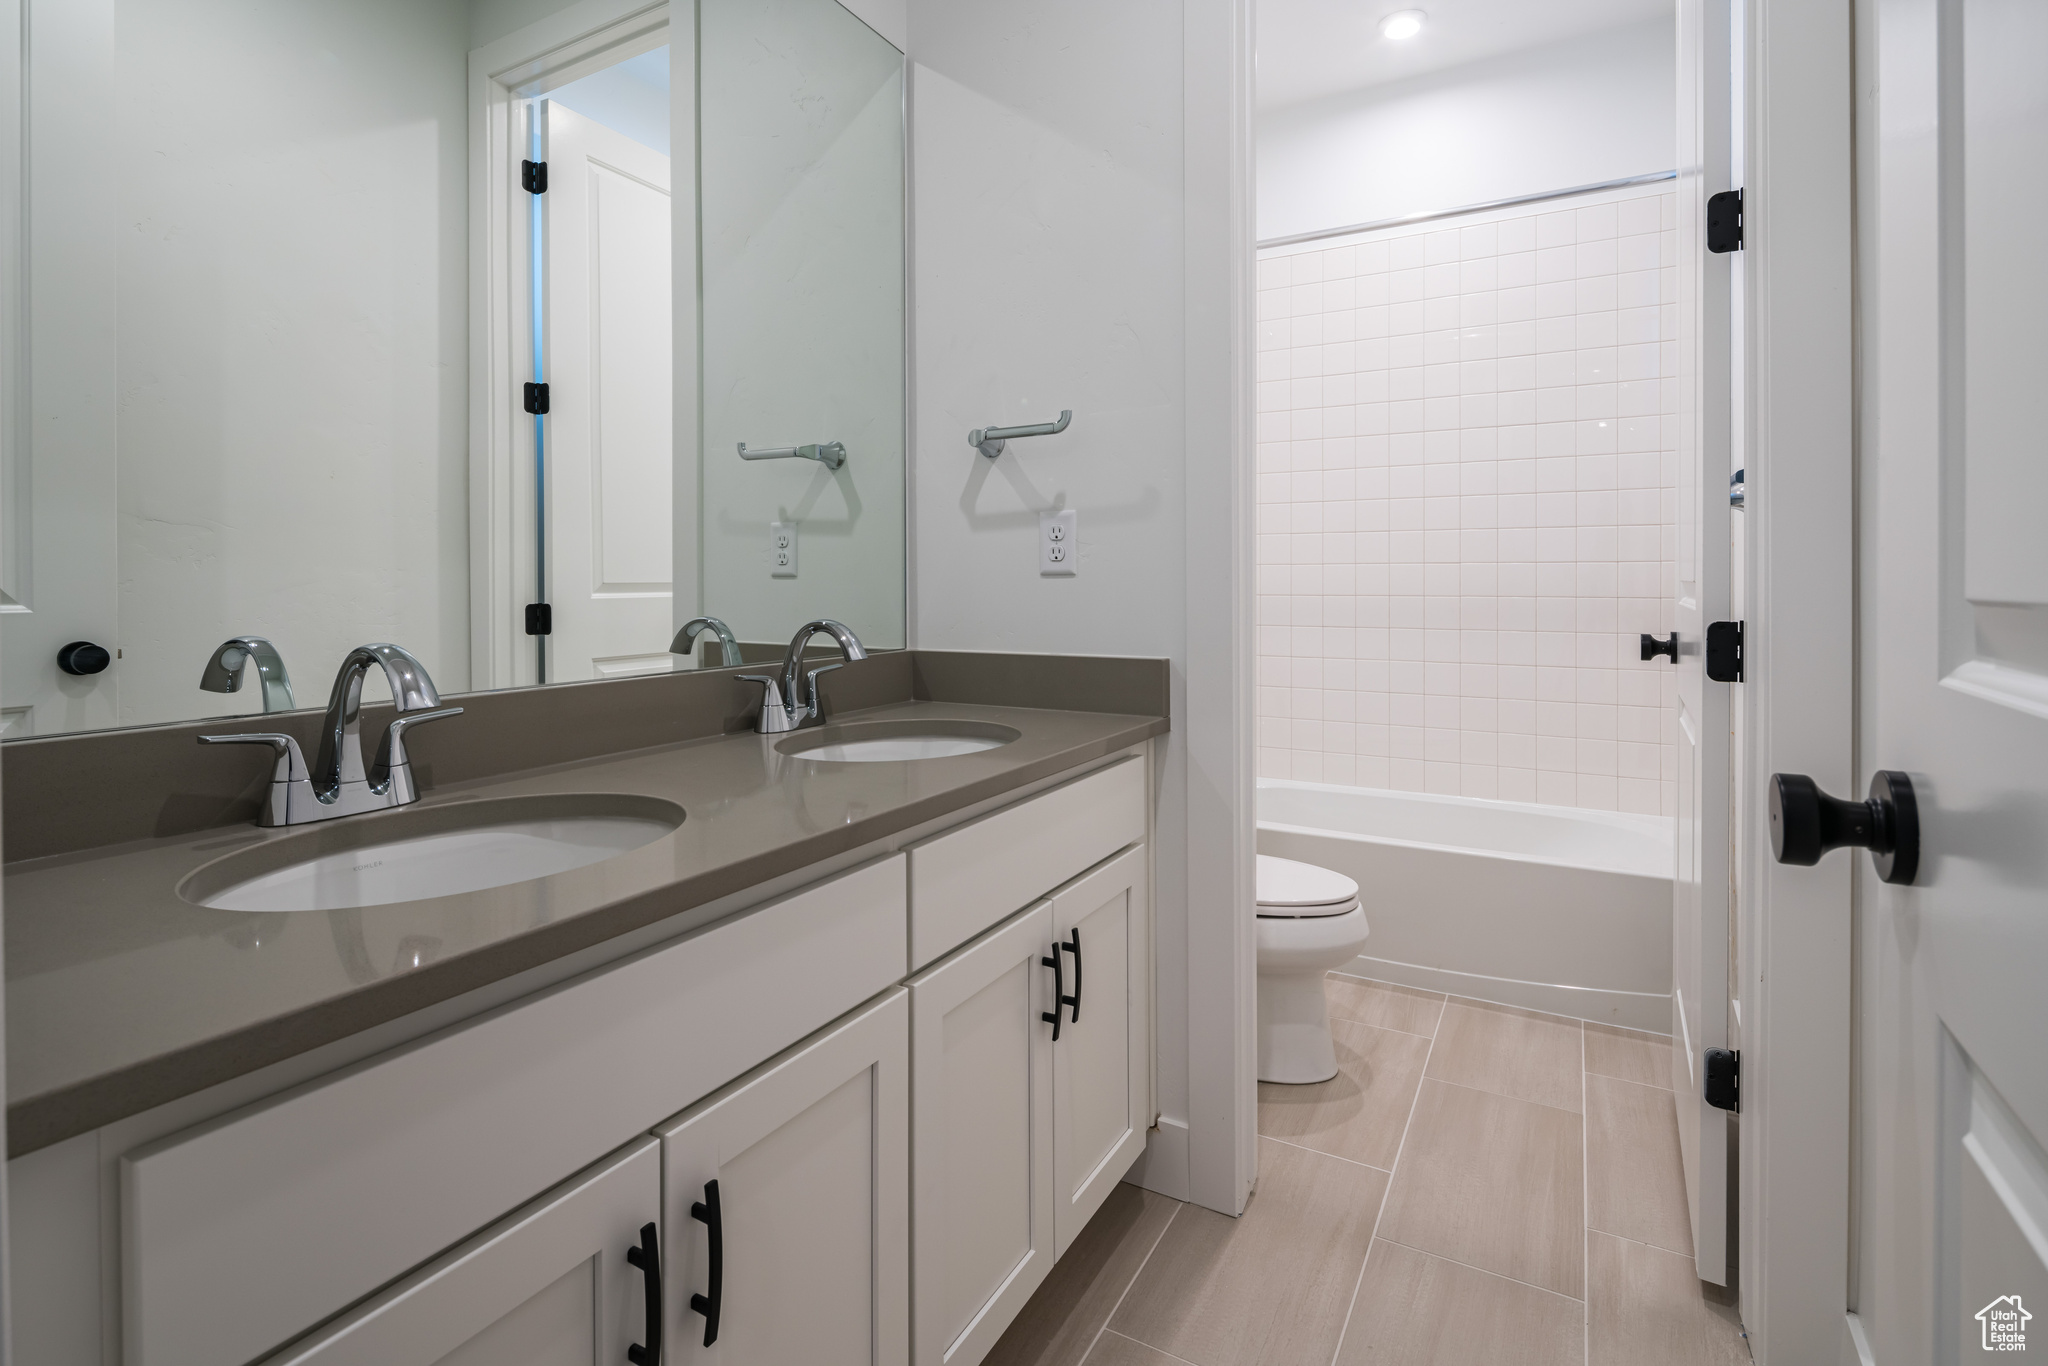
[1325, 973, 1445, 1038]
[1258, 1018, 1431, 1170]
[986, 1184, 1181, 1366]
[1426, 998, 1584, 1113]
[1335, 1239, 1584, 1366]
[1585, 1021, 1673, 1089]
[1376, 1080, 1585, 1298]
[1111, 1138, 1384, 1366]
[1587, 1231, 1750, 1366]
[1585, 1073, 1694, 1255]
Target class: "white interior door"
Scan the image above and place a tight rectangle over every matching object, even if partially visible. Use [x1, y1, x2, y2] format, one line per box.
[1669, 0, 1735, 1287]
[544, 102, 678, 682]
[660, 989, 910, 1366]
[1856, 0, 2048, 1359]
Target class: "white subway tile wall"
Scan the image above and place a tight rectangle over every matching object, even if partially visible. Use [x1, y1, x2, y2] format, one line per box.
[1255, 185, 1679, 816]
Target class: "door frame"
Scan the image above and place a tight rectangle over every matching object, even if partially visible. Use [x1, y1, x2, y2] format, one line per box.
[467, 0, 684, 691]
[1734, 0, 1856, 1360]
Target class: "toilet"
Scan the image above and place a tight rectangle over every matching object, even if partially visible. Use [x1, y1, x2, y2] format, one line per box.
[1256, 853, 1371, 1084]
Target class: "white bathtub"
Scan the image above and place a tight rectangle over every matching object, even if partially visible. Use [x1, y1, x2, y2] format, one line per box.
[1257, 779, 1675, 1031]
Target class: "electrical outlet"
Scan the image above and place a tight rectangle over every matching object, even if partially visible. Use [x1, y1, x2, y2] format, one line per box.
[771, 521, 797, 578]
[1040, 509, 1076, 576]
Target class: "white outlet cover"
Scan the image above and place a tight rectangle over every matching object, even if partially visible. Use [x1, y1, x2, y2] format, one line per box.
[771, 520, 797, 578]
[1040, 510, 1076, 577]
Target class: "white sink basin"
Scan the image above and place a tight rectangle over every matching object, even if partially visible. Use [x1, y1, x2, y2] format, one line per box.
[778, 720, 1021, 764]
[182, 796, 684, 913]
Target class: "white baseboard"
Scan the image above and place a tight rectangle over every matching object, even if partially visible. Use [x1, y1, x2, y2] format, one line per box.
[1341, 954, 1672, 1033]
[1126, 1114, 1191, 1203]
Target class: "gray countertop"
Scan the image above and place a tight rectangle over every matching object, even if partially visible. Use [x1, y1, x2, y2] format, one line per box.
[5, 700, 1165, 1153]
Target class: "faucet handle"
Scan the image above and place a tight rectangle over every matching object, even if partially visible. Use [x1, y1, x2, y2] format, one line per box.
[199, 731, 309, 784]
[804, 663, 845, 716]
[737, 675, 799, 734]
[373, 707, 463, 776]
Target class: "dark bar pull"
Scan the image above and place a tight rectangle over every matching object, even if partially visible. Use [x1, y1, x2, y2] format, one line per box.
[1059, 928, 1083, 1024]
[1640, 632, 1678, 663]
[1041, 948, 1065, 1041]
[626, 1221, 662, 1365]
[689, 1178, 723, 1348]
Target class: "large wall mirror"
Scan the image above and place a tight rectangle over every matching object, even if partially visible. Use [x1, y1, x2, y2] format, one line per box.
[1, 0, 905, 739]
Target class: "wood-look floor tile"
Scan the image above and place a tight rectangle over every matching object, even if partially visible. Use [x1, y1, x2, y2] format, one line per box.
[1585, 1022, 1674, 1090]
[1324, 975, 1446, 1038]
[1335, 1240, 1584, 1366]
[985, 1183, 1183, 1366]
[1111, 1137, 1385, 1366]
[1586, 1073, 1693, 1255]
[1425, 998, 1584, 1112]
[1258, 1020, 1430, 1170]
[1085, 1330, 1201, 1366]
[1588, 1231, 1751, 1365]
[1376, 1080, 1585, 1298]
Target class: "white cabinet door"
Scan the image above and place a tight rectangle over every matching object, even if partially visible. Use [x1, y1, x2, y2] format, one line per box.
[659, 989, 910, 1366]
[257, 1137, 661, 1366]
[908, 902, 1057, 1366]
[1047, 845, 1151, 1255]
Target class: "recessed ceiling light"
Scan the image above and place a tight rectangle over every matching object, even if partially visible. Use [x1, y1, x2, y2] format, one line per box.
[1379, 9, 1426, 40]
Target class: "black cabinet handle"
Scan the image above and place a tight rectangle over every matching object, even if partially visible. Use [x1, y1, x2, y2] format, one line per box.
[1059, 928, 1082, 1024]
[57, 641, 111, 676]
[1041, 948, 1065, 1041]
[1640, 632, 1678, 663]
[626, 1221, 662, 1365]
[689, 1178, 723, 1348]
[1768, 770, 1919, 885]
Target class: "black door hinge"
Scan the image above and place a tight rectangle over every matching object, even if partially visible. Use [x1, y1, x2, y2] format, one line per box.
[524, 382, 550, 415]
[521, 159, 548, 194]
[1707, 189, 1743, 253]
[1706, 620, 1744, 682]
[525, 603, 552, 636]
[1704, 1047, 1740, 1112]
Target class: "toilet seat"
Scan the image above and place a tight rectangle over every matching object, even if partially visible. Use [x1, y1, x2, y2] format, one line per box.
[1255, 854, 1360, 918]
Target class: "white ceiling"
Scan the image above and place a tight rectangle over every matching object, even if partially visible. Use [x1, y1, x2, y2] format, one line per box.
[1257, 0, 1671, 111]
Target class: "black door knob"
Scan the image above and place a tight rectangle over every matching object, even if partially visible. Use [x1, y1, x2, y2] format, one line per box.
[1768, 770, 1919, 885]
[57, 641, 111, 676]
[1640, 632, 1678, 663]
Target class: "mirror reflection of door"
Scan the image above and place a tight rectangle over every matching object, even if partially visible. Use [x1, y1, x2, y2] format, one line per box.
[531, 52, 682, 684]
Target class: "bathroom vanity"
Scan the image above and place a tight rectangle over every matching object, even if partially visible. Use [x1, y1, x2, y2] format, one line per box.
[4, 654, 1167, 1366]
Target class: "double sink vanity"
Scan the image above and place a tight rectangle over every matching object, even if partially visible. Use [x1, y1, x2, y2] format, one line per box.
[4, 650, 1168, 1366]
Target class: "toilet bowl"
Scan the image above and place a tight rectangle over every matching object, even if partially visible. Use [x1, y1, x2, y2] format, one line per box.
[1256, 853, 1370, 1084]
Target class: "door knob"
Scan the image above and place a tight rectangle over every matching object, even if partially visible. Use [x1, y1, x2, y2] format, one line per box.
[1768, 770, 1919, 885]
[1640, 632, 1678, 663]
[57, 641, 111, 675]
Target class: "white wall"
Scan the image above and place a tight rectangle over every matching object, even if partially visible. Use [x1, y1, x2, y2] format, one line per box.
[908, 0, 1255, 1213]
[1257, 18, 1676, 242]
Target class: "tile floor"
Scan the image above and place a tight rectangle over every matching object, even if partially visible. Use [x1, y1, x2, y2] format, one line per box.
[984, 974, 1750, 1366]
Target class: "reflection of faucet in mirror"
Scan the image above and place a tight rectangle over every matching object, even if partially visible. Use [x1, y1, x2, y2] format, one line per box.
[739, 620, 867, 734]
[672, 616, 743, 668]
[196, 644, 464, 827]
[200, 637, 295, 713]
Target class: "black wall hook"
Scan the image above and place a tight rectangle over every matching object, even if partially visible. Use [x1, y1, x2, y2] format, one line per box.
[1768, 770, 1919, 885]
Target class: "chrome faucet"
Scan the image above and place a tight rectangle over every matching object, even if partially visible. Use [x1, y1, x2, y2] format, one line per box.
[740, 619, 867, 734]
[198, 643, 463, 827]
[200, 636, 296, 712]
[672, 616, 743, 668]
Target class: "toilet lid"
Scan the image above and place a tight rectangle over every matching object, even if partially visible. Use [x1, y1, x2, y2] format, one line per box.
[1255, 855, 1360, 917]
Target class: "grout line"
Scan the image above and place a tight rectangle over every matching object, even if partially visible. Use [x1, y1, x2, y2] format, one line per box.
[1256, 1134, 1395, 1176]
[1585, 1069, 1674, 1095]
[1327, 996, 1442, 1366]
[1422, 1074, 1585, 1118]
[1582, 1018, 1591, 1366]
[1585, 1225, 1698, 1261]
[1324, 1012, 1437, 1042]
[1075, 1197, 1183, 1366]
[1095, 1329, 1205, 1366]
[1373, 1235, 1587, 1304]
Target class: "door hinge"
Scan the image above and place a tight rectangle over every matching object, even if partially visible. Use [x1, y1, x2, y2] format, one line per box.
[1707, 188, 1743, 253]
[1704, 1047, 1740, 1112]
[1706, 620, 1744, 682]
[525, 603, 552, 636]
[521, 159, 547, 194]
[524, 381, 550, 415]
